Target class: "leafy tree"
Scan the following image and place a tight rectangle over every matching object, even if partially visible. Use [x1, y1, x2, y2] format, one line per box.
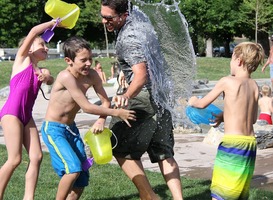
[240, 0, 273, 40]
[79, 0, 115, 49]
[179, 0, 209, 55]
[0, 0, 114, 49]
[182, 0, 245, 57]
[0, 0, 46, 47]
[239, 0, 273, 54]
[207, 0, 245, 57]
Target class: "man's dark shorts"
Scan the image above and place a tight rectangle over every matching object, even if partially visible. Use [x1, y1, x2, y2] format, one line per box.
[110, 89, 174, 163]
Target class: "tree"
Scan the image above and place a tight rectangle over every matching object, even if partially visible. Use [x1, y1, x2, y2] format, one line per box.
[181, 0, 245, 57]
[179, 0, 210, 55]
[77, 0, 115, 49]
[239, 0, 273, 54]
[0, 0, 46, 47]
[0, 0, 114, 49]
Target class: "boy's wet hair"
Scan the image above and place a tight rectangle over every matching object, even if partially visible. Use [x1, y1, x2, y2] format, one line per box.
[233, 42, 264, 73]
[63, 36, 91, 61]
[261, 84, 271, 97]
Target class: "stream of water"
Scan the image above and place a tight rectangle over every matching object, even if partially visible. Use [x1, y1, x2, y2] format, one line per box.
[133, 0, 196, 128]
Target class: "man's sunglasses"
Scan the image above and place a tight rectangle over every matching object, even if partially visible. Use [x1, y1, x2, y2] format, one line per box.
[100, 13, 119, 21]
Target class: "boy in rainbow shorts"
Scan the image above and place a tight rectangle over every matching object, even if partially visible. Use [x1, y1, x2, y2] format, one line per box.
[189, 42, 265, 200]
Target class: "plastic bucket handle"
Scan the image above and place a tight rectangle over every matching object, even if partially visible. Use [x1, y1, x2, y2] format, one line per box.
[110, 130, 118, 149]
[60, 7, 79, 21]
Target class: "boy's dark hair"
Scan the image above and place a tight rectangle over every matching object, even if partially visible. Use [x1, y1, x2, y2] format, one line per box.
[101, 0, 133, 14]
[63, 36, 91, 61]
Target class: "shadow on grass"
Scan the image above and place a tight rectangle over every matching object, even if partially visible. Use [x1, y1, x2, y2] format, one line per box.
[1, 145, 273, 199]
[89, 180, 211, 200]
[89, 195, 139, 200]
[154, 179, 211, 200]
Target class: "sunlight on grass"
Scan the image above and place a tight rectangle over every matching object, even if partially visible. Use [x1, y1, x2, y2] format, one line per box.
[0, 145, 272, 199]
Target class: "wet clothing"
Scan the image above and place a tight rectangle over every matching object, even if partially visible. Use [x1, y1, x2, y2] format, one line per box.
[110, 89, 174, 163]
[111, 8, 175, 163]
[41, 121, 89, 188]
[259, 112, 272, 124]
[0, 63, 42, 126]
[115, 8, 162, 91]
[211, 135, 257, 200]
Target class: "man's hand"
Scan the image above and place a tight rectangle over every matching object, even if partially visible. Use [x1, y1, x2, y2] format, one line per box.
[112, 95, 129, 108]
[117, 109, 136, 127]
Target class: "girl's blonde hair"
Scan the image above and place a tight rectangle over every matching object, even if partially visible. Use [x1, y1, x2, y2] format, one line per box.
[18, 36, 40, 48]
[233, 42, 265, 73]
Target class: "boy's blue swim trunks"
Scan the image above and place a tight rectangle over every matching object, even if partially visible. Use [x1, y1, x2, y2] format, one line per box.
[41, 121, 89, 187]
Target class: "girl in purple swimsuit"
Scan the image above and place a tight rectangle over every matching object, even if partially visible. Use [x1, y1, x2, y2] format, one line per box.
[0, 20, 61, 200]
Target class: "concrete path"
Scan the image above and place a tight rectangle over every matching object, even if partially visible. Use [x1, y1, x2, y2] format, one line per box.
[0, 81, 273, 192]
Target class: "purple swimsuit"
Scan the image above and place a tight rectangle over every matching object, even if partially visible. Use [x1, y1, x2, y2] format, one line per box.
[0, 63, 42, 126]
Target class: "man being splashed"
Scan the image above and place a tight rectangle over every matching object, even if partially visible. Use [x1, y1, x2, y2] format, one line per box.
[100, 0, 183, 199]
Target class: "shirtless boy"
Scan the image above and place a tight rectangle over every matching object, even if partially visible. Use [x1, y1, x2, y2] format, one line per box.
[41, 36, 135, 200]
[189, 42, 264, 200]
[258, 84, 273, 124]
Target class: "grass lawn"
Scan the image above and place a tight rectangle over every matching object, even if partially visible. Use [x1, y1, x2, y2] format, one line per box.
[0, 57, 272, 199]
[195, 57, 270, 81]
[0, 145, 272, 199]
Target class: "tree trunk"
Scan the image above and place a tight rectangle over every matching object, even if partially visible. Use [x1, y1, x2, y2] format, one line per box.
[224, 39, 231, 57]
[206, 38, 213, 57]
[258, 32, 270, 57]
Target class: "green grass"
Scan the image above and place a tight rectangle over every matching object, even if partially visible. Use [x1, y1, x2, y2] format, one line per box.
[0, 145, 272, 199]
[196, 57, 269, 81]
[0, 57, 270, 89]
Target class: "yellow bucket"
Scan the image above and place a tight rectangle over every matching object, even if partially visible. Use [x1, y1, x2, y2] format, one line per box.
[44, 0, 80, 29]
[84, 128, 113, 165]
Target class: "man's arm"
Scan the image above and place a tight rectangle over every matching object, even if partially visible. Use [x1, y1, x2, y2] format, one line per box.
[124, 62, 147, 99]
[113, 62, 147, 108]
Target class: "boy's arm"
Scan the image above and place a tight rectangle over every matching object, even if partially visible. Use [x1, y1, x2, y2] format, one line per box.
[113, 62, 147, 108]
[59, 71, 135, 126]
[270, 98, 273, 114]
[189, 77, 226, 108]
[211, 112, 224, 127]
[102, 72, 107, 83]
[92, 74, 111, 133]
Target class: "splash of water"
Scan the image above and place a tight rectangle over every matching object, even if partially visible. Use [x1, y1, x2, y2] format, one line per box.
[131, 0, 197, 128]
